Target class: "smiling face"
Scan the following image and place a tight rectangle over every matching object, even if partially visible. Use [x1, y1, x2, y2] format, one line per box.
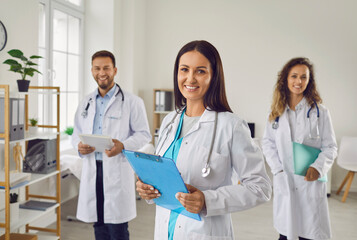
[287, 64, 310, 98]
[91, 57, 117, 94]
[177, 51, 212, 106]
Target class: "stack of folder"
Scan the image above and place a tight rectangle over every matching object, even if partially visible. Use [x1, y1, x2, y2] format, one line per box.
[0, 98, 25, 141]
[20, 200, 57, 211]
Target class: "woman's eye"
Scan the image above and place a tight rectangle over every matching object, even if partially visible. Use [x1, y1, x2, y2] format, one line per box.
[197, 69, 206, 74]
[180, 68, 188, 72]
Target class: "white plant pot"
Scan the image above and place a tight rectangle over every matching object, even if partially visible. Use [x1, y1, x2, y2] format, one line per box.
[10, 202, 19, 224]
[28, 126, 38, 135]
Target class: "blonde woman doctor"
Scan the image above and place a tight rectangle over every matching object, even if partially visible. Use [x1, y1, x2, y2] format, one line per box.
[137, 40, 272, 240]
[262, 57, 337, 240]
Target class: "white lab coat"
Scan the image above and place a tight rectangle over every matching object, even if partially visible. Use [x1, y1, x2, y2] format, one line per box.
[262, 98, 337, 240]
[72, 86, 151, 223]
[154, 109, 272, 240]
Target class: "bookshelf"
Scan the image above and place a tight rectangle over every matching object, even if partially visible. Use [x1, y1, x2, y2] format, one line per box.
[0, 85, 61, 240]
[153, 89, 174, 145]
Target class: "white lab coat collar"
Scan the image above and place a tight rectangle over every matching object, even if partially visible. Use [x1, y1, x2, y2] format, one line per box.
[156, 108, 216, 155]
[185, 108, 216, 135]
[286, 97, 308, 112]
[88, 84, 123, 116]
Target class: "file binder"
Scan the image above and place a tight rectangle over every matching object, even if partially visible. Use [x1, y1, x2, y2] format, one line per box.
[0, 97, 24, 141]
[17, 98, 25, 140]
[293, 142, 327, 182]
[123, 150, 201, 221]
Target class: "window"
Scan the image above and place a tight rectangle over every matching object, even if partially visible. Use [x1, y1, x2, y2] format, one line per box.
[38, 0, 83, 130]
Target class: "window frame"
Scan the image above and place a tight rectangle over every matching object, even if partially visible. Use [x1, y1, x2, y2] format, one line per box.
[38, 0, 84, 130]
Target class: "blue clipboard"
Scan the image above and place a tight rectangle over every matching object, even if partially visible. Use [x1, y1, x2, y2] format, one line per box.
[292, 142, 327, 182]
[122, 150, 201, 221]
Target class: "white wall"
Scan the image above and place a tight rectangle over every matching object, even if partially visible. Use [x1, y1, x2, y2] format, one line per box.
[83, 0, 115, 95]
[1, 0, 356, 196]
[115, 0, 357, 191]
[0, 0, 39, 90]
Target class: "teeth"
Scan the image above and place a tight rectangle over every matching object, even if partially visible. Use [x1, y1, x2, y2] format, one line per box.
[186, 86, 198, 90]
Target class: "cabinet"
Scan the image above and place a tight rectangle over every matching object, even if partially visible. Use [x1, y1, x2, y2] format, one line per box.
[153, 89, 174, 145]
[0, 85, 61, 240]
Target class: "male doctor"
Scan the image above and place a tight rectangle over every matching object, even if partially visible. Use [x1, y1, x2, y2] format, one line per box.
[72, 50, 151, 240]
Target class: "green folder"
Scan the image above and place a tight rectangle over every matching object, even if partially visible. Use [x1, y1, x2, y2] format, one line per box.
[292, 142, 327, 182]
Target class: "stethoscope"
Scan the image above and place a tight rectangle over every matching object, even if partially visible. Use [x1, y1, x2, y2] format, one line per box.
[81, 83, 124, 118]
[156, 110, 218, 178]
[272, 100, 320, 139]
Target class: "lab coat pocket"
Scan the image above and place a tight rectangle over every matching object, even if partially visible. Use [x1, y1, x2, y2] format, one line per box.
[189, 146, 229, 189]
[306, 180, 324, 199]
[188, 232, 232, 240]
[273, 172, 289, 196]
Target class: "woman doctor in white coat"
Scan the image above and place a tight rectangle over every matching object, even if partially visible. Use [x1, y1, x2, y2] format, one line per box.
[262, 57, 337, 240]
[136, 40, 272, 240]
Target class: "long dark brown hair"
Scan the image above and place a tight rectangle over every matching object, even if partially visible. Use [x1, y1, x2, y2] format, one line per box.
[269, 57, 322, 122]
[173, 40, 232, 113]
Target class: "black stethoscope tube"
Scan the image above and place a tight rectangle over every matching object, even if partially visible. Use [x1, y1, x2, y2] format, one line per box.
[81, 84, 124, 118]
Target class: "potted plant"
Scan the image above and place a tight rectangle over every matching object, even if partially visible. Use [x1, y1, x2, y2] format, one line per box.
[28, 118, 38, 135]
[2, 49, 42, 92]
[64, 126, 74, 143]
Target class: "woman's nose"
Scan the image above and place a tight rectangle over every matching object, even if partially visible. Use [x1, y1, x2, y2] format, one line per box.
[187, 71, 196, 83]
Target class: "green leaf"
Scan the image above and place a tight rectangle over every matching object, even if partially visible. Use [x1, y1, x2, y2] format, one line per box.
[20, 56, 28, 62]
[10, 65, 23, 73]
[24, 67, 41, 75]
[30, 55, 43, 59]
[26, 72, 34, 77]
[8, 49, 24, 58]
[64, 127, 74, 135]
[27, 61, 38, 66]
[3, 59, 19, 65]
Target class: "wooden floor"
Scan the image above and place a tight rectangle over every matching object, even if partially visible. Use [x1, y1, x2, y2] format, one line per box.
[56, 192, 357, 240]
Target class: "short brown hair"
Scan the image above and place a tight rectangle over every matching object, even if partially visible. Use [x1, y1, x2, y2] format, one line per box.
[92, 50, 116, 67]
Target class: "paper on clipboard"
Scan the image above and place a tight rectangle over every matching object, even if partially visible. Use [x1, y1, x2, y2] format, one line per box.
[79, 134, 114, 152]
[122, 150, 201, 221]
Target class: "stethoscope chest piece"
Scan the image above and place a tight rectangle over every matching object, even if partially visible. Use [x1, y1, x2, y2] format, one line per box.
[201, 164, 211, 178]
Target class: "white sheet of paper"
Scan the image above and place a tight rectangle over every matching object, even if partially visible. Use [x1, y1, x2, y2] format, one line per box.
[79, 134, 114, 152]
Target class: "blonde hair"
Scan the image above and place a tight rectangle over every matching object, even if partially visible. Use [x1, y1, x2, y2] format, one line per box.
[269, 57, 322, 122]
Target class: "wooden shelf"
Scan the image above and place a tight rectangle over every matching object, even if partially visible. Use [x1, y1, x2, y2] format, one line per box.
[153, 89, 174, 144]
[0, 130, 59, 144]
[0, 203, 59, 232]
[0, 171, 60, 191]
[0, 85, 61, 240]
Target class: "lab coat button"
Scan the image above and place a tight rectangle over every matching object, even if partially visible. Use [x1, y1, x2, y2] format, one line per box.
[185, 142, 188, 144]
